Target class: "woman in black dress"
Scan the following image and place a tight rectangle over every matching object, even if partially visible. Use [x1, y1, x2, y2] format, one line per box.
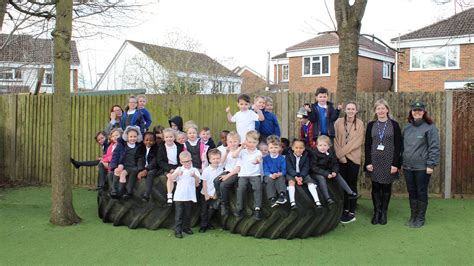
[364, 99, 402, 225]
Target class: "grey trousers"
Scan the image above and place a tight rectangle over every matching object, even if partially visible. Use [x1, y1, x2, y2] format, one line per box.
[264, 175, 287, 199]
[312, 173, 354, 200]
[213, 172, 239, 204]
[236, 175, 262, 210]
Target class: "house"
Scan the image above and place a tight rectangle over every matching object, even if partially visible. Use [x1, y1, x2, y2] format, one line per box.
[0, 34, 80, 94]
[271, 33, 395, 93]
[95, 40, 242, 94]
[391, 8, 474, 91]
[232, 65, 268, 93]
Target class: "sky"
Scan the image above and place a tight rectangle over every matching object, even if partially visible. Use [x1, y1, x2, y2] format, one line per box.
[76, 0, 472, 89]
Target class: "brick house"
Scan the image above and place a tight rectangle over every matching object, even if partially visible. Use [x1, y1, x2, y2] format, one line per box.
[391, 8, 474, 92]
[232, 65, 268, 94]
[0, 34, 80, 94]
[271, 33, 395, 93]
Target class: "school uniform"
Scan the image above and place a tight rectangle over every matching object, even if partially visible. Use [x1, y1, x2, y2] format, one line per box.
[307, 101, 340, 140]
[120, 109, 146, 134]
[139, 107, 152, 132]
[236, 149, 263, 211]
[110, 138, 144, 197]
[156, 141, 184, 175]
[138, 143, 158, 198]
[185, 138, 202, 170]
[263, 154, 287, 200]
[174, 166, 200, 233]
[256, 109, 281, 142]
[200, 164, 224, 229]
[214, 149, 241, 206]
[286, 149, 321, 205]
[231, 110, 259, 142]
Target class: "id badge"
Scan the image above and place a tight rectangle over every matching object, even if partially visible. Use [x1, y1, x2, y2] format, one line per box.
[377, 144, 385, 151]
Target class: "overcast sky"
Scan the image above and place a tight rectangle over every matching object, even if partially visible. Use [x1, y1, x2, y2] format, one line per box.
[76, 0, 472, 88]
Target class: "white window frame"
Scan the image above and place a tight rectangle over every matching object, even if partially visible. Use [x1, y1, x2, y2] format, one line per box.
[44, 71, 53, 86]
[302, 55, 330, 77]
[0, 68, 22, 81]
[282, 64, 289, 81]
[410, 45, 460, 71]
[382, 62, 391, 79]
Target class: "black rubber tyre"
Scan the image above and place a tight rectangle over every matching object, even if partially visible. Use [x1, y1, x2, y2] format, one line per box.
[98, 176, 343, 239]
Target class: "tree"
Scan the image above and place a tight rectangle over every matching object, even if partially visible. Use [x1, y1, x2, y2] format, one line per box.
[50, 0, 79, 225]
[334, 0, 368, 103]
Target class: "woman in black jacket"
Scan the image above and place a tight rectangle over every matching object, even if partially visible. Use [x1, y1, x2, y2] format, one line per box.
[364, 99, 402, 225]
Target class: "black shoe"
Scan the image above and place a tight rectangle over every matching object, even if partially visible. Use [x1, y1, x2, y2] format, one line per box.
[70, 158, 80, 169]
[121, 193, 132, 200]
[340, 212, 356, 224]
[276, 193, 287, 204]
[348, 192, 361, 200]
[254, 208, 262, 221]
[412, 201, 427, 228]
[141, 193, 150, 202]
[175, 231, 183, 238]
[270, 197, 278, 208]
[199, 227, 207, 233]
[220, 204, 229, 216]
[290, 202, 297, 210]
[233, 210, 243, 218]
[327, 198, 335, 205]
[183, 228, 193, 235]
[207, 224, 215, 230]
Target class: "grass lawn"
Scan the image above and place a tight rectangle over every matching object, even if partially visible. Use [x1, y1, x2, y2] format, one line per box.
[0, 186, 472, 265]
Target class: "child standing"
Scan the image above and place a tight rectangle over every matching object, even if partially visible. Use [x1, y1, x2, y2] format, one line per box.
[214, 131, 241, 216]
[156, 128, 184, 205]
[233, 130, 263, 220]
[226, 94, 264, 142]
[121, 95, 146, 134]
[138, 132, 158, 202]
[199, 126, 216, 169]
[137, 95, 152, 132]
[184, 121, 204, 172]
[297, 107, 315, 150]
[109, 126, 143, 200]
[167, 151, 201, 238]
[263, 136, 287, 207]
[286, 139, 321, 209]
[304, 87, 342, 143]
[199, 149, 224, 232]
[310, 136, 359, 205]
[257, 96, 281, 142]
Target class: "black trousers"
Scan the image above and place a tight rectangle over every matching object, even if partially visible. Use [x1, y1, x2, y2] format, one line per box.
[97, 163, 107, 188]
[214, 172, 239, 204]
[175, 201, 193, 232]
[144, 169, 158, 196]
[124, 166, 138, 195]
[76, 159, 100, 167]
[404, 169, 431, 203]
[200, 196, 218, 228]
[339, 159, 360, 213]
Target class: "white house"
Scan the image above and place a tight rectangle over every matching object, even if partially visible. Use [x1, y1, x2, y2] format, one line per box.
[95, 40, 242, 94]
[0, 34, 80, 94]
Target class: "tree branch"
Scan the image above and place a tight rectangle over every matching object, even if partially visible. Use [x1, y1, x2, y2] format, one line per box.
[8, 0, 55, 19]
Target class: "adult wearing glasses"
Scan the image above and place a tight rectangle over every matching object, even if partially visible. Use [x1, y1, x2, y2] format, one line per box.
[402, 101, 440, 228]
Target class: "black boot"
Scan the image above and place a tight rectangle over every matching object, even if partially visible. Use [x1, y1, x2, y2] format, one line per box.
[109, 175, 120, 198]
[371, 191, 382, 225]
[117, 182, 126, 198]
[70, 158, 81, 169]
[379, 192, 391, 225]
[412, 201, 427, 228]
[405, 199, 418, 227]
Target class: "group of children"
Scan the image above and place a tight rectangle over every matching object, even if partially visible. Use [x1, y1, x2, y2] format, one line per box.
[81, 90, 361, 238]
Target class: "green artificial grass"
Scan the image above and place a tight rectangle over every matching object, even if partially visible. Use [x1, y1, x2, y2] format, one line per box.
[0, 186, 472, 265]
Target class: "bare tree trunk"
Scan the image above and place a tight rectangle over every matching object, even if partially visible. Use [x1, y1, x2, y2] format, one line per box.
[0, 0, 7, 31]
[50, 0, 81, 226]
[334, 0, 367, 103]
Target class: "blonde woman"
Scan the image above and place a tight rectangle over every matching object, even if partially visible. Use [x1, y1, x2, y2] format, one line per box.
[364, 99, 402, 225]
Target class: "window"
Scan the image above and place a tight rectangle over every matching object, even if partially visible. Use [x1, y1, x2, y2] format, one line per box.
[0, 68, 22, 80]
[44, 72, 53, 85]
[303, 55, 330, 76]
[410, 45, 459, 70]
[382, 62, 391, 79]
[282, 64, 289, 81]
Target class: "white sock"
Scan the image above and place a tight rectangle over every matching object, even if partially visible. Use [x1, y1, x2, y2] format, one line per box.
[308, 183, 320, 203]
[288, 186, 295, 203]
[167, 193, 173, 199]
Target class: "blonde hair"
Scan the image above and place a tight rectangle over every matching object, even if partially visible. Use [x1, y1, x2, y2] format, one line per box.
[109, 128, 123, 140]
[137, 94, 147, 101]
[227, 131, 240, 142]
[245, 130, 259, 141]
[265, 96, 273, 104]
[373, 99, 391, 120]
[179, 151, 192, 161]
[162, 128, 176, 138]
[316, 135, 331, 146]
[183, 120, 198, 133]
[254, 95, 265, 102]
[266, 135, 281, 146]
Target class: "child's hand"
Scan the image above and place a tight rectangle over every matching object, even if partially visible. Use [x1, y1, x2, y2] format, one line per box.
[337, 103, 343, 110]
[271, 173, 277, 180]
[328, 174, 333, 179]
[295, 177, 303, 185]
[390, 166, 398, 174]
[225, 106, 230, 113]
[170, 169, 175, 174]
[366, 164, 373, 172]
[204, 194, 210, 201]
[176, 169, 183, 176]
[331, 172, 337, 178]
[304, 104, 311, 112]
[110, 112, 116, 121]
[219, 173, 229, 181]
[255, 155, 262, 164]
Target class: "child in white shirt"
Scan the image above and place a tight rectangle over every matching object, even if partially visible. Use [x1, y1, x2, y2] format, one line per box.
[226, 94, 264, 142]
[167, 151, 200, 238]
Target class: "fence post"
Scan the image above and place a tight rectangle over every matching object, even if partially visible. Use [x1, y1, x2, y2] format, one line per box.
[281, 92, 289, 138]
[444, 91, 453, 199]
[7, 94, 17, 180]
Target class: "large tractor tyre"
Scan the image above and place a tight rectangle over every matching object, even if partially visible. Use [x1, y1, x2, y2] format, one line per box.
[98, 176, 343, 239]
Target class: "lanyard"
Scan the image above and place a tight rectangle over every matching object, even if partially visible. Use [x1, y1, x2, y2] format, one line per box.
[344, 122, 353, 144]
[376, 120, 388, 144]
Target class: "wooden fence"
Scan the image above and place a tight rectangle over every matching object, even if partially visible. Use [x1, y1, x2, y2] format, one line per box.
[0, 91, 471, 197]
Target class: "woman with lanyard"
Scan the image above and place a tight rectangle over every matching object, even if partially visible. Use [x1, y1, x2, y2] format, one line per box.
[105, 104, 124, 134]
[402, 101, 440, 228]
[334, 101, 365, 224]
[364, 99, 402, 225]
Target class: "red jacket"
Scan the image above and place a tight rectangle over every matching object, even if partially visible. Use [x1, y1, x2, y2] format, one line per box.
[300, 121, 315, 150]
